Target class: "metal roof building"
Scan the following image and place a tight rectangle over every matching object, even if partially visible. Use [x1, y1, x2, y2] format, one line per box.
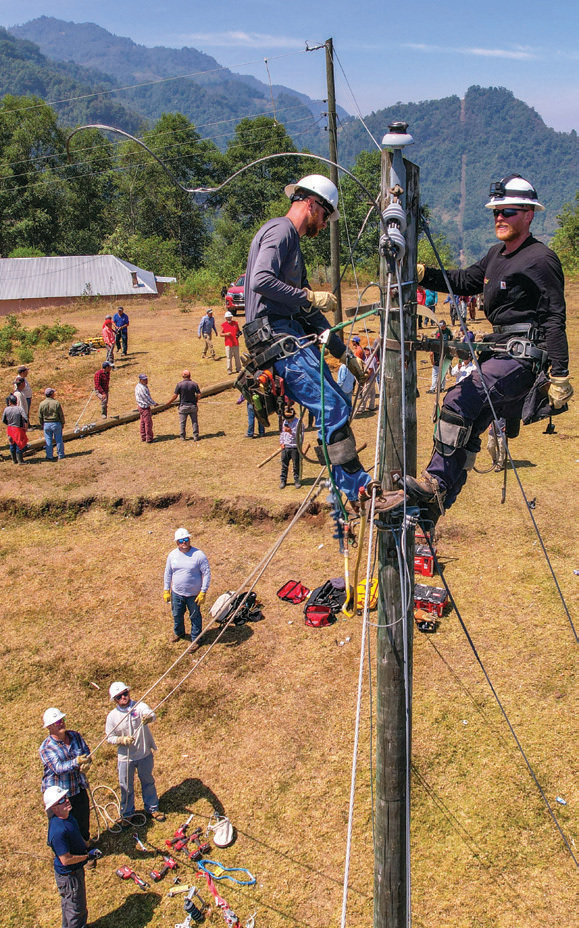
[0, 255, 175, 313]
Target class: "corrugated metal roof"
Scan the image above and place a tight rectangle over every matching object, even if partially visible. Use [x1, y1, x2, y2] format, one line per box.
[0, 255, 159, 300]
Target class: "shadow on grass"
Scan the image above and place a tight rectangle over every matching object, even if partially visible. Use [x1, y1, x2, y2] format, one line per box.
[508, 459, 536, 468]
[160, 776, 226, 817]
[24, 449, 94, 465]
[201, 621, 253, 649]
[89, 890, 160, 928]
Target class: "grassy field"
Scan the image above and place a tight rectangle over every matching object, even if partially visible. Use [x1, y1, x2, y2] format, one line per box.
[0, 285, 576, 928]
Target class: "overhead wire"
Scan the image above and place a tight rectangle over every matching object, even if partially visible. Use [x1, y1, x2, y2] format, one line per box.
[332, 48, 382, 152]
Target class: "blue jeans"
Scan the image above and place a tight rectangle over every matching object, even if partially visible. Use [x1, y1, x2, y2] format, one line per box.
[171, 592, 202, 639]
[118, 751, 159, 817]
[247, 404, 265, 437]
[269, 317, 370, 501]
[44, 421, 64, 459]
[115, 328, 128, 354]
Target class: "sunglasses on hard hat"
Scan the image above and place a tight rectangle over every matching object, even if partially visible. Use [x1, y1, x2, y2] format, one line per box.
[114, 691, 129, 701]
[492, 208, 529, 219]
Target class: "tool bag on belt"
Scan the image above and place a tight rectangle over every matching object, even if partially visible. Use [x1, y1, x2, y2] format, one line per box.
[304, 578, 347, 628]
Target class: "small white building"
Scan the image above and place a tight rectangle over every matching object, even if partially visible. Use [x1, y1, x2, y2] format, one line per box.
[0, 255, 176, 314]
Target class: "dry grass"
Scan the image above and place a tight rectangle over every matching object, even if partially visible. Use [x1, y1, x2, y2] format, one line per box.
[0, 284, 576, 928]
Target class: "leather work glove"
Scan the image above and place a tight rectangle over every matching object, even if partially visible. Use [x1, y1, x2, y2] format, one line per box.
[548, 375, 573, 409]
[305, 289, 337, 312]
[141, 714, 154, 726]
[118, 735, 135, 746]
[163, 590, 171, 603]
[76, 753, 91, 770]
[416, 264, 425, 283]
[195, 591, 206, 606]
[340, 351, 368, 386]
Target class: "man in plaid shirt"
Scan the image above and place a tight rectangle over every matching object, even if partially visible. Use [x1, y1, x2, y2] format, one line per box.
[40, 707, 92, 841]
[94, 361, 112, 418]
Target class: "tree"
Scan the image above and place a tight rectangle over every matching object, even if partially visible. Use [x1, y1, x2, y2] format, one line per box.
[552, 193, 579, 276]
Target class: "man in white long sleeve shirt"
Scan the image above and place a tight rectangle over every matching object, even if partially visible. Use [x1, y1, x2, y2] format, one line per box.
[105, 681, 164, 824]
[163, 527, 211, 646]
[135, 373, 158, 443]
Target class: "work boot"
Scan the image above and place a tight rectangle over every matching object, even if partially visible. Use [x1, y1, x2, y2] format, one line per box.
[358, 481, 405, 513]
[279, 479, 286, 489]
[9, 444, 17, 464]
[294, 478, 302, 489]
[400, 471, 444, 504]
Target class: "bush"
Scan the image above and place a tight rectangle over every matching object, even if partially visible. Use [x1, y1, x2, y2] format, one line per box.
[0, 316, 77, 363]
[177, 268, 223, 305]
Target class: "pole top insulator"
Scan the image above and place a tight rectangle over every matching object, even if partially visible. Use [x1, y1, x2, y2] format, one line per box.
[382, 121, 414, 149]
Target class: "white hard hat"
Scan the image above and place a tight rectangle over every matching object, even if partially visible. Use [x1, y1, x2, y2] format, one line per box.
[44, 785, 68, 811]
[485, 174, 545, 211]
[224, 311, 233, 318]
[174, 528, 190, 541]
[43, 707, 65, 728]
[109, 681, 130, 700]
[284, 174, 340, 221]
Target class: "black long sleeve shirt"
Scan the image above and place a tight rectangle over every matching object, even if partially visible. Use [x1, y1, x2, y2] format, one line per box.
[423, 235, 569, 375]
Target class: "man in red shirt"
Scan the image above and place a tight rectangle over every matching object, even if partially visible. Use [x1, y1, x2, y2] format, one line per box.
[220, 311, 241, 375]
[94, 362, 112, 418]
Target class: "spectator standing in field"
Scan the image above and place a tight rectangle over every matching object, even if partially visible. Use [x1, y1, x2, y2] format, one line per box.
[358, 346, 378, 413]
[135, 374, 158, 443]
[279, 406, 302, 489]
[38, 387, 65, 460]
[425, 289, 438, 326]
[163, 528, 211, 645]
[220, 311, 241, 374]
[238, 394, 265, 438]
[14, 365, 32, 418]
[166, 369, 201, 441]
[198, 309, 218, 359]
[94, 361, 112, 419]
[13, 376, 30, 423]
[40, 707, 92, 842]
[427, 321, 452, 393]
[3, 394, 28, 464]
[113, 306, 129, 356]
[416, 285, 426, 328]
[102, 315, 116, 365]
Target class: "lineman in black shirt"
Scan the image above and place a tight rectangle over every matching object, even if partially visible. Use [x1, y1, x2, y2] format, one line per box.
[394, 174, 573, 521]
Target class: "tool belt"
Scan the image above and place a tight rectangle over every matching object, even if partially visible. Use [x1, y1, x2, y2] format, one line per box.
[242, 315, 313, 373]
[483, 324, 548, 370]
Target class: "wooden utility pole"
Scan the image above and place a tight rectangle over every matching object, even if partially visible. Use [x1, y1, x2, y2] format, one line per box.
[325, 38, 343, 325]
[374, 140, 419, 927]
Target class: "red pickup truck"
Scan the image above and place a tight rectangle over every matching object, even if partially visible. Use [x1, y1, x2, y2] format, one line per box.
[225, 275, 245, 315]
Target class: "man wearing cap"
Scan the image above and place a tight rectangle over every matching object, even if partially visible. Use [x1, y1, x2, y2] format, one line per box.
[14, 365, 32, 418]
[101, 314, 115, 364]
[38, 388, 65, 460]
[40, 708, 92, 841]
[198, 308, 218, 359]
[2, 395, 28, 464]
[243, 174, 402, 513]
[106, 681, 165, 823]
[45, 785, 99, 928]
[166, 370, 201, 441]
[94, 361, 112, 419]
[113, 306, 130, 356]
[135, 374, 158, 443]
[392, 173, 572, 524]
[163, 529, 211, 645]
[220, 311, 241, 374]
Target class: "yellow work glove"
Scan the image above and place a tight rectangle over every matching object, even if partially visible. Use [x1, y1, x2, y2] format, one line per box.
[141, 714, 154, 726]
[548, 375, 573, 409]
[305, 289, 337, 312]
[163, 590, 171, 603]
[339, 351, 368, 386]
[416, 264, 425, 283]
[118, 735, 135, 746]
[195, 591, 206, 606]
[76, 754, 91, 770]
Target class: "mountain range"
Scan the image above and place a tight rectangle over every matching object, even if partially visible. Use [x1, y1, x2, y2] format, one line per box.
[2, 17, 578, 262]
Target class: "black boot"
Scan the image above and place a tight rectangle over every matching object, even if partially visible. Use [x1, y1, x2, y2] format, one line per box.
[9, 444, 17, 464]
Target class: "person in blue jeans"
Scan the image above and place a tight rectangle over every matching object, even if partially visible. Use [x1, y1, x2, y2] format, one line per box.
[163, 527, 211, 646]
[38, 387, 65, 460]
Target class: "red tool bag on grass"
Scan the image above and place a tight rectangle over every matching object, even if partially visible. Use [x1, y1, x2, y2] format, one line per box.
[304, 579, 347, 628]
[277, 580, 310, 604]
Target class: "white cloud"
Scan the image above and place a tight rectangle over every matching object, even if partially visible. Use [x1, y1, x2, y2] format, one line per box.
[402, 42, 539, 60]
[179, 31, 304, 49]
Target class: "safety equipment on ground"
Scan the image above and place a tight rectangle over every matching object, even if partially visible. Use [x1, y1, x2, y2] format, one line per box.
[109, 681, 130, 700]
[277, 580, 310, 604]
[548, 374, 573, 409]
[314, 424, 362, 475]
[415, 608, 437, 633]
[141, 714, 154, 726]
[69, 341, 97, 356]
[197, 859, 257, 886]
[175, 528, 190, 542]
[76, 753, 91, 770]
[211, 590, 264, 626]
[304, 578, 347, 627]
[485, 174, 545, 211]
[163, 590, 171, 603]
[305, 289, 338, 312]
[206, 814, 235, 848]
[43, 707, 65, 727]
[195, 591, 206, 606]
[339, 350, 367, 385]
[284, 174, 340, 221]
[118, 735, 135, 746]
[417, 264, 425, 283]
[44, 785, 68, 811]
[433, 407, 472, 456]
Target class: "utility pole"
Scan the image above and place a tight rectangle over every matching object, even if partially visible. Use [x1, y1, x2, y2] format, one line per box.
[374, 124, 419, 928]
[325, 38, 343, 324]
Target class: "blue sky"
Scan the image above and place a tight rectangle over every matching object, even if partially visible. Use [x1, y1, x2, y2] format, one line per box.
[3, 0, 578, 132]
